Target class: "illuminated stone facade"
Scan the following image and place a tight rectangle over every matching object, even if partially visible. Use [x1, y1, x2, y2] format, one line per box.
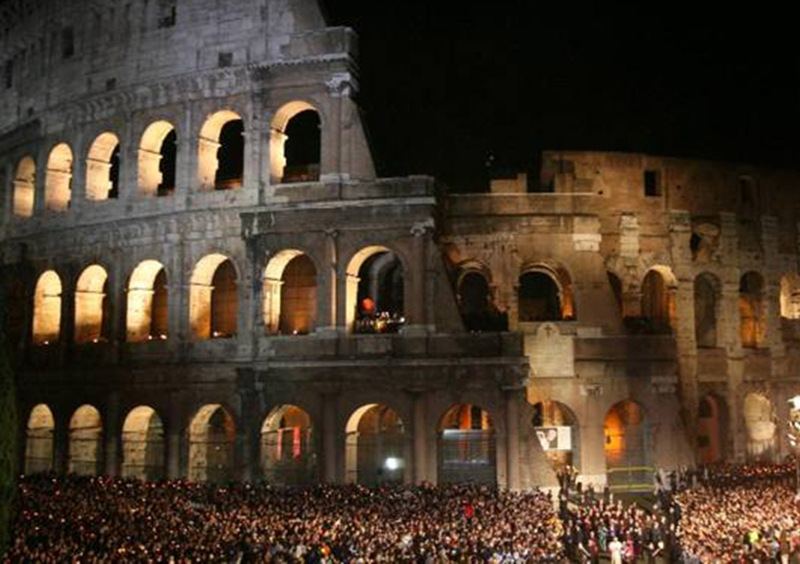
[1, 0, 797, 491]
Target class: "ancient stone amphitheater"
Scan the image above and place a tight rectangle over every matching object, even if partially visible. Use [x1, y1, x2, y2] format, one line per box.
[1, 0, 798, 491]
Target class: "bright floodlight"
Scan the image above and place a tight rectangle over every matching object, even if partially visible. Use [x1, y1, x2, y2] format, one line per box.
[385, 457, 400, 471]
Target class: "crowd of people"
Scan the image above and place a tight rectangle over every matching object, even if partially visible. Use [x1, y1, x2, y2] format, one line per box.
[6, 475, 563, 563]
[675, 462, 800, 563]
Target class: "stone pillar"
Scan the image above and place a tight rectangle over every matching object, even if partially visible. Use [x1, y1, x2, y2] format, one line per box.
[322, 393, 338, 483]
[53, 414, 69, 474]
[175, 106, 193, 210]
[263, 278, 283, 334]
[413, 393, 427, 484]
[236, 428, 255, 482]
[166, 431, 182, 480]
[104, 392, 121, 476]
[137, 148, 163, 197]
[318, 230, 338, 332]
[506, 391, 520, 490]
[320, 74, 349, 183]
[196, 137, 220, 191]
[407, 222, 430, 330]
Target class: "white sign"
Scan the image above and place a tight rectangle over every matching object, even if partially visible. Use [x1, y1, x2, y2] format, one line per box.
[535, 426, 572, 451]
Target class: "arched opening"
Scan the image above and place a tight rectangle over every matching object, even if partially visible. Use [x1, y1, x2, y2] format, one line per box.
[32, 271, 62, 345]
[694, 273, 719, 348]
[122, 406, 165, 480]
[270, 101, 320, 184]
[346, 404, 406, 486]
[189, 254, 237, 339]
[188, 404, 235, 483]
[458, 270, 505, 331]
[264, 252, 317, 335]
[438, 404, 496, 485]
[347, 246, 405, 334]
[68, 405, 103, 475]
[518, 266, 575, 322]
[85, 132, 120, 200]
[138, 121, 176, 197]
[640, 268, 676, 334]
[45, 143, 73, 212]
[13, 155, 35, 218]
[74, 265, 110, 345]
[604, 401, 651, 492]
[697, 394, 728, 465]
[779, 274, 800, 319]
[126, 260, 168, 342]
[531, 400, 580, 472]
[197, 110, 244, 191]
[260, 405, 315, 485]
[744, 393, 776, 461]
[740, 271, 765, 348]
[25, 404, 54, 474]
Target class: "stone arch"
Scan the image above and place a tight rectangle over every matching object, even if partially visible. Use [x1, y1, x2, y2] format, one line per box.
[32, 270, 62, 345]
[122, 406, 165, 480]
[744, 393, 776, 460]
[740, 271, 766, 348]
[85, 132, 120, 200]
[457, 267, 505, 332]
[779, 273, 800, 319]
[260, 404, 315, 485]
[345, 404, 406, 486]
[640, 266, 677, 334]
[437, 403, 496, 485]
[189, 254, 238, 339]
[518, 263, 575, 322]
[74, 264, 110, 344]
[531, 400, 580, 472]
[188, 404, 236, 483]
[270, 101, 321, 183]
[44, 142, 73, 212]
[697, 393, 728, 464]
[13, 155, 35, 218]
[198, 110, 244, 191]
[68, 404, 103, 475]
[126, 260, 168, 342]
[603, 400, 651, 492]
[138, 120, 177, 197]
[263, 250, 318, 335]
[24, 404, 54, 474]
[695, 272, 721, 348]
[346, 245, 406, 333]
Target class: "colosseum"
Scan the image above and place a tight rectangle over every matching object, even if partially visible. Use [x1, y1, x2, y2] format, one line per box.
[1, 0, 798, 493]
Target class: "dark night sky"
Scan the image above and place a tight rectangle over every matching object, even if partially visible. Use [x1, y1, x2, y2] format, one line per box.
[321, 3, 800, 192]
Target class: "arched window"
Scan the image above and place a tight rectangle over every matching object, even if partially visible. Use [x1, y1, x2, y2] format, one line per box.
[740, 272, 765, 348]
[263, 250, 318, 335]
[346, 246, 405, 333]
[190, 254, 237, 339]
[604, 400, 650, 491]
[270, 102, 321, 183]
[32, 271, 62, 345]
[640, 268, 676, 334]
[122, 406, 165, 481]
[85, 132, 120, 200]
[694, 273, 719, 348]
[438, 404, 496, 485]
[69, 405, 103, 475]
[261, 405, 315, 485]
[74, 265, 110, 344]
[138, 121, 176, 197]
[45, 143, 73, 211]
[127, 260, 168, 342]
[25, 404, 54, 474]
[518, 271, 563, 322]
[346, 404, 406, 486]
[188, 404, 235, 483]
[197, 111, 244, 191]
[13, 155, 35, 218]
[457, 270, 505, 331]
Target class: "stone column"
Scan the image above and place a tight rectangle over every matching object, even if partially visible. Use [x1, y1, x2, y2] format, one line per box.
[322, 393, 338, 483]
[104, 392, 121, 476]
[506, 391, 521, 490]
[407, 222, 430, 331]
[413, 393, 427, 484]
[318, 230, 338, 333]
[320, 73, 350, 183]
[175, 106, 193, 210]
[53, 414, 70, 474]
[166, 401, 184, 479]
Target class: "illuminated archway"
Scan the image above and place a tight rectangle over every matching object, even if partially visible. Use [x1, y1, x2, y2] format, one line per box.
[641, 267, 676, 334]
[138, 121, 177, 196]
[74, 265, 109, 344]
[270, 101, 320, 183]
[518, 264, 575, 322]
[260, 405, 315, 485]
[740, 272, 765, 348]
[744, 393, 776, 460]
[437, 404, 496, 485]
[13, 155, 35, 218]
[32, 271, 62, 345]
[263, 250, 318, 335]
[126, 260, 168, 342]
[531, 400, 580, 472]
[604, 401, 651, 492]
[122, 406, 165, 480]
[345, 404, 406, 485]
[346, 246, 405, 333]
[85, 132, 120, 200]
[68, 405, 103, 475]
[25, 404, 54, 474]
[188, 404, 235, 483]
[190, 254, 237, 339]
[44, 143, 73, 212]
[197, 110, 244, 191]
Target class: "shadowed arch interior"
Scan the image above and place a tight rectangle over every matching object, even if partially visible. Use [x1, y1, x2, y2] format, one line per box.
[345, 404, 406, 486]
[127, 260, 168, 342]
[190, 254, 237, 339]
[197, 110, 244, 191]
[260, 405, 315, 485]
[138, 121, 176, 197]
[13, 155, 35, 217]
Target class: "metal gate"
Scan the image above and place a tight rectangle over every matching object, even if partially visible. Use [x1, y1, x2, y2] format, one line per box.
[438, 429, 496, 485]
[346, 432, 405, 486]
[606, 423, 652, 493]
